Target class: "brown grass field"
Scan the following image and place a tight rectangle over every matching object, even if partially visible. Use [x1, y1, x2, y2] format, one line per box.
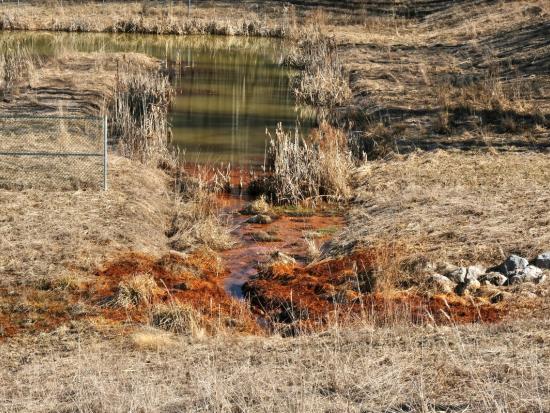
[0, 1, 549, 412]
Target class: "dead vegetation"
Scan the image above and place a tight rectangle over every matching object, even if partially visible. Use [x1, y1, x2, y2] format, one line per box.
[91, 250, 260, 336]
[328, 0, 549, 156]
[112, 65, 174, 166]
[150, 301, 202, 336]
[0, 1, 549, 410]
[0, 45, 243, 339]
[243, 149, 550, 330]
[245, 150, 550, 330]
[0, 39, 34, 96]
[249, 122, 353, 204]
[0, 317, 548, 412]
[0, 155, 172, 286]
[290, 37, 352, 111]
[0, 1, 297, 38]
[334, 151, 550, 268]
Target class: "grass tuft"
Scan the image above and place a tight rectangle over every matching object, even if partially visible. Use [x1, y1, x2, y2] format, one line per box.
[130, 328, 176, 351]
[250, 122, 353, 205]
[112, 63, 175, 167]
[150, 301, 203, 337]
[114, 273, 159, 308]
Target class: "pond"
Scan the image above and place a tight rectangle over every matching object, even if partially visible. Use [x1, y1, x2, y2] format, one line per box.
[2, 32, 313, 166]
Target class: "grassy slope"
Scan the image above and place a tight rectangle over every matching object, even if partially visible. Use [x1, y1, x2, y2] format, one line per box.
[1, 318, 548, 412]
[0, 2, 549, 412]
[0, 52, 174, 286]
[329, 151, 550, 267]
[330, 0, 549, 152]
[321, 0, 550, 274]
[0, 155, 172, 285]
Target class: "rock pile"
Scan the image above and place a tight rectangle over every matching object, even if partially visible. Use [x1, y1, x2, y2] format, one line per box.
[429, 252, 548, 296]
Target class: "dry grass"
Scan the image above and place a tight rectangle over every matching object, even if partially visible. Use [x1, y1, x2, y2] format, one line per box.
[0, 155, 173, 286]
[324, 0, 549, 155]
[0, 1, 299, 38]
[251, 123, 353, 204]
[0, 2, 549, 411]
[168, 183, 234, 252]
[291, 37, 352, 111]
[0, 51, 192, 283]
[112, 65, 175, 166]
[114, 273, 159, 308]
[0, 49, 158, 116]
[150, 301, 204, 337]
[0, 317, 548, 412]
[130, 328, 177, 351]
[325, 151, 550, 271]
[0, 39, 34, 94]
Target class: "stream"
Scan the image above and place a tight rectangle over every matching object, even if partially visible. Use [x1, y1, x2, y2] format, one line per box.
[1, 31, 341, 299]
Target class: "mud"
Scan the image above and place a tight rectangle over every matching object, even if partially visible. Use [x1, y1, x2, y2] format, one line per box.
[243, 248, 510, 333]
[216, 194, 345, 299]
[90, 250, 261, 334]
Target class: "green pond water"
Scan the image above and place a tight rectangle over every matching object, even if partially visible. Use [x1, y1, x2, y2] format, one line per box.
[1, 32, 313, 166]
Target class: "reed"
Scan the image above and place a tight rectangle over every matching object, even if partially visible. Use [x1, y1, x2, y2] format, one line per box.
[0, 2, 289, 37]
[0, 40, 34, 95]
[111, 63, 175, 166]
[287, 37, 351, 112]
[250, 122, 353, 205]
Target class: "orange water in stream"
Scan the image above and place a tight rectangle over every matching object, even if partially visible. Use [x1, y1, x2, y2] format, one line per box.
[216, 195, 344, 299]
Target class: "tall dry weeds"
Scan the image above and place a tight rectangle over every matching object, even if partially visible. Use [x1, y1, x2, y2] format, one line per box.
[168, 176, 234, 252]
[0, 40, 34, 95]
[252, 123, 353, 205]
[111, 63, 175, 166]
[292, 38, 351, 110]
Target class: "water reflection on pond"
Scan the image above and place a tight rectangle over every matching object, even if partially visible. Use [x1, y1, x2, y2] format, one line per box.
[3, 32, 314, 166]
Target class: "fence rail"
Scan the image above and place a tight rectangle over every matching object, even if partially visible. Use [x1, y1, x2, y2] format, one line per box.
[0, 114, 108, 190]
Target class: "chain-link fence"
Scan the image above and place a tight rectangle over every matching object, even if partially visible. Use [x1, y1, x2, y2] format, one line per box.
[0, 114, 108, 190]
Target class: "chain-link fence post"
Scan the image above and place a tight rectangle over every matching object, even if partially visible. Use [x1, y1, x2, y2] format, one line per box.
[103, 114, 108, 191]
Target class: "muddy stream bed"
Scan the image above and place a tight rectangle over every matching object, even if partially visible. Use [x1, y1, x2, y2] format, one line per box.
[3, 31, 342, 300]
[217, 194, 344, 299]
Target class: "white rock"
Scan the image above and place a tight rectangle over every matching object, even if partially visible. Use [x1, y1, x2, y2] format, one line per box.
[436, 262, 458, 274]
[428, 274, 455, 294]
[497, 255, 529, 276]
[447, 267, 467, 283]
[480, 272, 508, 286]
[522, 265, 543, 283]
[466, 265, 486, 280]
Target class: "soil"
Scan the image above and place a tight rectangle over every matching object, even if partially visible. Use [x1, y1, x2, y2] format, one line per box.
[243, 249, 510, 333]
[218, 193, 345, 299]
